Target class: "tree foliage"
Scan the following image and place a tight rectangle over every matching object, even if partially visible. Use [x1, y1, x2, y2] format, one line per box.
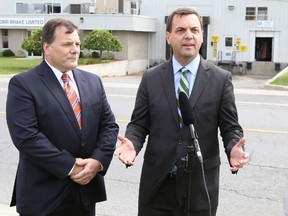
[83, 30, 123, 61]
[21, 28, 42, 56]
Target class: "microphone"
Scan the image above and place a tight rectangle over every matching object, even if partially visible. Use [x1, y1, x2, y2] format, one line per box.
[179, 92, 203, 163]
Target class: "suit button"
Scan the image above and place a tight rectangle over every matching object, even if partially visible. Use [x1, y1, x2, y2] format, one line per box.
[178, 140, 182, 145]
[81, 142, 86, 147]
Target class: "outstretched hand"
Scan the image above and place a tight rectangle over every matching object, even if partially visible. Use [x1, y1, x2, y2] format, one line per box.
[114, 135, 136, 167]
[230, 137, 249, 172]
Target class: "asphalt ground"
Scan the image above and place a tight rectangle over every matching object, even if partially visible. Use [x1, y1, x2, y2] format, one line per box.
[1, 74, 288, 216]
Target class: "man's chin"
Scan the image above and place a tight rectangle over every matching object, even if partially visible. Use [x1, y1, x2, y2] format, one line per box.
[179, 49, 196, 58]
[64, 63, 78, 71]
[182, 54, 196, 61]
[69, 61, 78, 67]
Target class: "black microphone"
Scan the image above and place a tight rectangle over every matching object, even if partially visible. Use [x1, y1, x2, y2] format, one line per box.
[179, 92, 203, 163]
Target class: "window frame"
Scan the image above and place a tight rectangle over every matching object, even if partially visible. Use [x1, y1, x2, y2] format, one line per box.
[2, 29, 9, 49]
[246, 7, 268, 21]
[245, 7, 256, 20]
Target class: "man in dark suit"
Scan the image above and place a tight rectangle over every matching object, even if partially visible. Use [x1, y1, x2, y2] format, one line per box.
[6, 18, 119, 216]
[114, 8, 249, 216]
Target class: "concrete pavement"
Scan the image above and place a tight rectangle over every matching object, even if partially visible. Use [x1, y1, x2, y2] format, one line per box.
[1, 73, 287, 216]
[0, 204, 17, 216]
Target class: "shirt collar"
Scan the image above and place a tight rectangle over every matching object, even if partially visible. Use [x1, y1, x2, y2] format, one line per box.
[172, 54, 200, 76]
[45, 60, 74, 83]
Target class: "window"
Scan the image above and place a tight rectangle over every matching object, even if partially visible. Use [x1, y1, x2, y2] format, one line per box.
[16, 3, 61, 14]
[32, 4, 44, 14]
[131, 2, 137, 14]
[246, 7, 268, 21]
[118, 0, 124, 13]
[52, 3, 61, 13]
[257, 7, 268, 20]
[225, 37, 233, 47]
[246, 7, 256, 20]
[81, 3, 91, 14]
[2, 29, 8, 48]
[44, 3, 61, 14]
[70, 4, 81, 14]
[16, 3, 29, 13]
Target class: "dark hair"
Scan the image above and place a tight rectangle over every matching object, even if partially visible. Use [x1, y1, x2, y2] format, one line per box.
[42, 18, 78, 54]
[166, 8, 203, 32]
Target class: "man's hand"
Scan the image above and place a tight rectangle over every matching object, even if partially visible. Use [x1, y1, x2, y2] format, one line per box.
[230, 137, 249, 172]
[70, 158, 101, 185]
[114, 135, 136, 167]
[70, 158, 84, 176]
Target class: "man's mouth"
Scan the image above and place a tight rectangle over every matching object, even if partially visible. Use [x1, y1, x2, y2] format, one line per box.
[182, 44, 194, 48]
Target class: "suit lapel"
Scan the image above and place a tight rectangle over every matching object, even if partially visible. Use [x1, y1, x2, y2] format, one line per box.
[72, 69, 88, 131]
[38, 61, 81, 136]
[189, 58, 211, 108]
[160, 60, 179, 126]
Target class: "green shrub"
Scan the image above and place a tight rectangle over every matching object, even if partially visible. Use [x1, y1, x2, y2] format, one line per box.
[82, 58, 99, 65]
[2, 49, 15, 57]
[102, 52, 114, 60]
[16, 50, 26, 58]
[91, 51, 100, 58]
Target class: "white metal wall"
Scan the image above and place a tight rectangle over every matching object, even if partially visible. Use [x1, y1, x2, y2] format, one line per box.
[140, 0, 288, 64]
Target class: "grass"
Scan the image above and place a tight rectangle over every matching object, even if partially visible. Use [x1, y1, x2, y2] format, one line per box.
[270, 72, 288, 86]
[0, 56, 113, 75]
[0, 57, 42, 75]
[1, 57, 288, 87]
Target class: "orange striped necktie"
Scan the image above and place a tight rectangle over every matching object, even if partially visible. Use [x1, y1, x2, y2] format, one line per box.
[61, 73, 82, 129]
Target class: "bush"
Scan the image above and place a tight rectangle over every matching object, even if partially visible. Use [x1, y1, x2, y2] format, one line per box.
[2, 49, 15, 57]
[91, 51, 100, 58]
[82, 58, 99, 65]
[16, 50, 26, 58]
[102, 52, 114, 60]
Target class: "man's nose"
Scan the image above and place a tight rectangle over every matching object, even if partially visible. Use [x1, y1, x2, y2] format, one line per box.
[71, 44, 80, 52]
[184, 30, 194, 39]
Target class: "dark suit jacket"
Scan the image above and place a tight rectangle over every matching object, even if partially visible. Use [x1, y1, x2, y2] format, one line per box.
[125, 57, 243, 213]
[6, 61, 119, 215]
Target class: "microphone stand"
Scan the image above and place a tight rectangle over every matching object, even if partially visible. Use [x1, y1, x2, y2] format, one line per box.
[188, 124, 203, 164]
[182, 138, 194, 216]
[182, 123, 203, 216]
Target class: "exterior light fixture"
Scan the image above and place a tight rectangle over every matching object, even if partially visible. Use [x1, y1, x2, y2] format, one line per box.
[228, 5, 235, 10]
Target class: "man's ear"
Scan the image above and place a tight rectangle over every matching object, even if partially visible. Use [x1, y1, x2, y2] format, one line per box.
[166, 31, 171, 45]
[42, 42, 50, 55]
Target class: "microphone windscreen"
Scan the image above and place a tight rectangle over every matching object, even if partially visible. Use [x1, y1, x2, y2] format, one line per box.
[179, 92, 195, 126]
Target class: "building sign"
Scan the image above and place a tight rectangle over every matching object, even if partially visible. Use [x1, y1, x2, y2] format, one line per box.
[211, 35, 219, 43]
[0, 18, 44, 27]
[235, 38, 241, 45]
[257, 21, 273, 28]
[213, 42, 217, 58]
[239, 46, 248, 52]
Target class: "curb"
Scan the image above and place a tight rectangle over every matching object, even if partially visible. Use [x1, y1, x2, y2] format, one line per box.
[264, 66, 288, 91]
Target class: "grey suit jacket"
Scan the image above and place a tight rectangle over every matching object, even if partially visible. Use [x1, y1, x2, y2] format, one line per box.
[125, 57, 243, 212]
[6, 61, 119, 215]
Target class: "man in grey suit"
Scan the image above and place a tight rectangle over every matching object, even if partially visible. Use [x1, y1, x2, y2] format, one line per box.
[114, 8, 249, 216]
[6, 18, 118, 216]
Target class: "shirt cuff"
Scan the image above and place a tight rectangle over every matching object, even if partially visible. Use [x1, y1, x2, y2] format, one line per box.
[68, 164, 75, 176]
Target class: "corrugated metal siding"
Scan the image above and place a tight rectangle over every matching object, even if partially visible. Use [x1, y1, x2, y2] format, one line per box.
[140, 0, 288, 63]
